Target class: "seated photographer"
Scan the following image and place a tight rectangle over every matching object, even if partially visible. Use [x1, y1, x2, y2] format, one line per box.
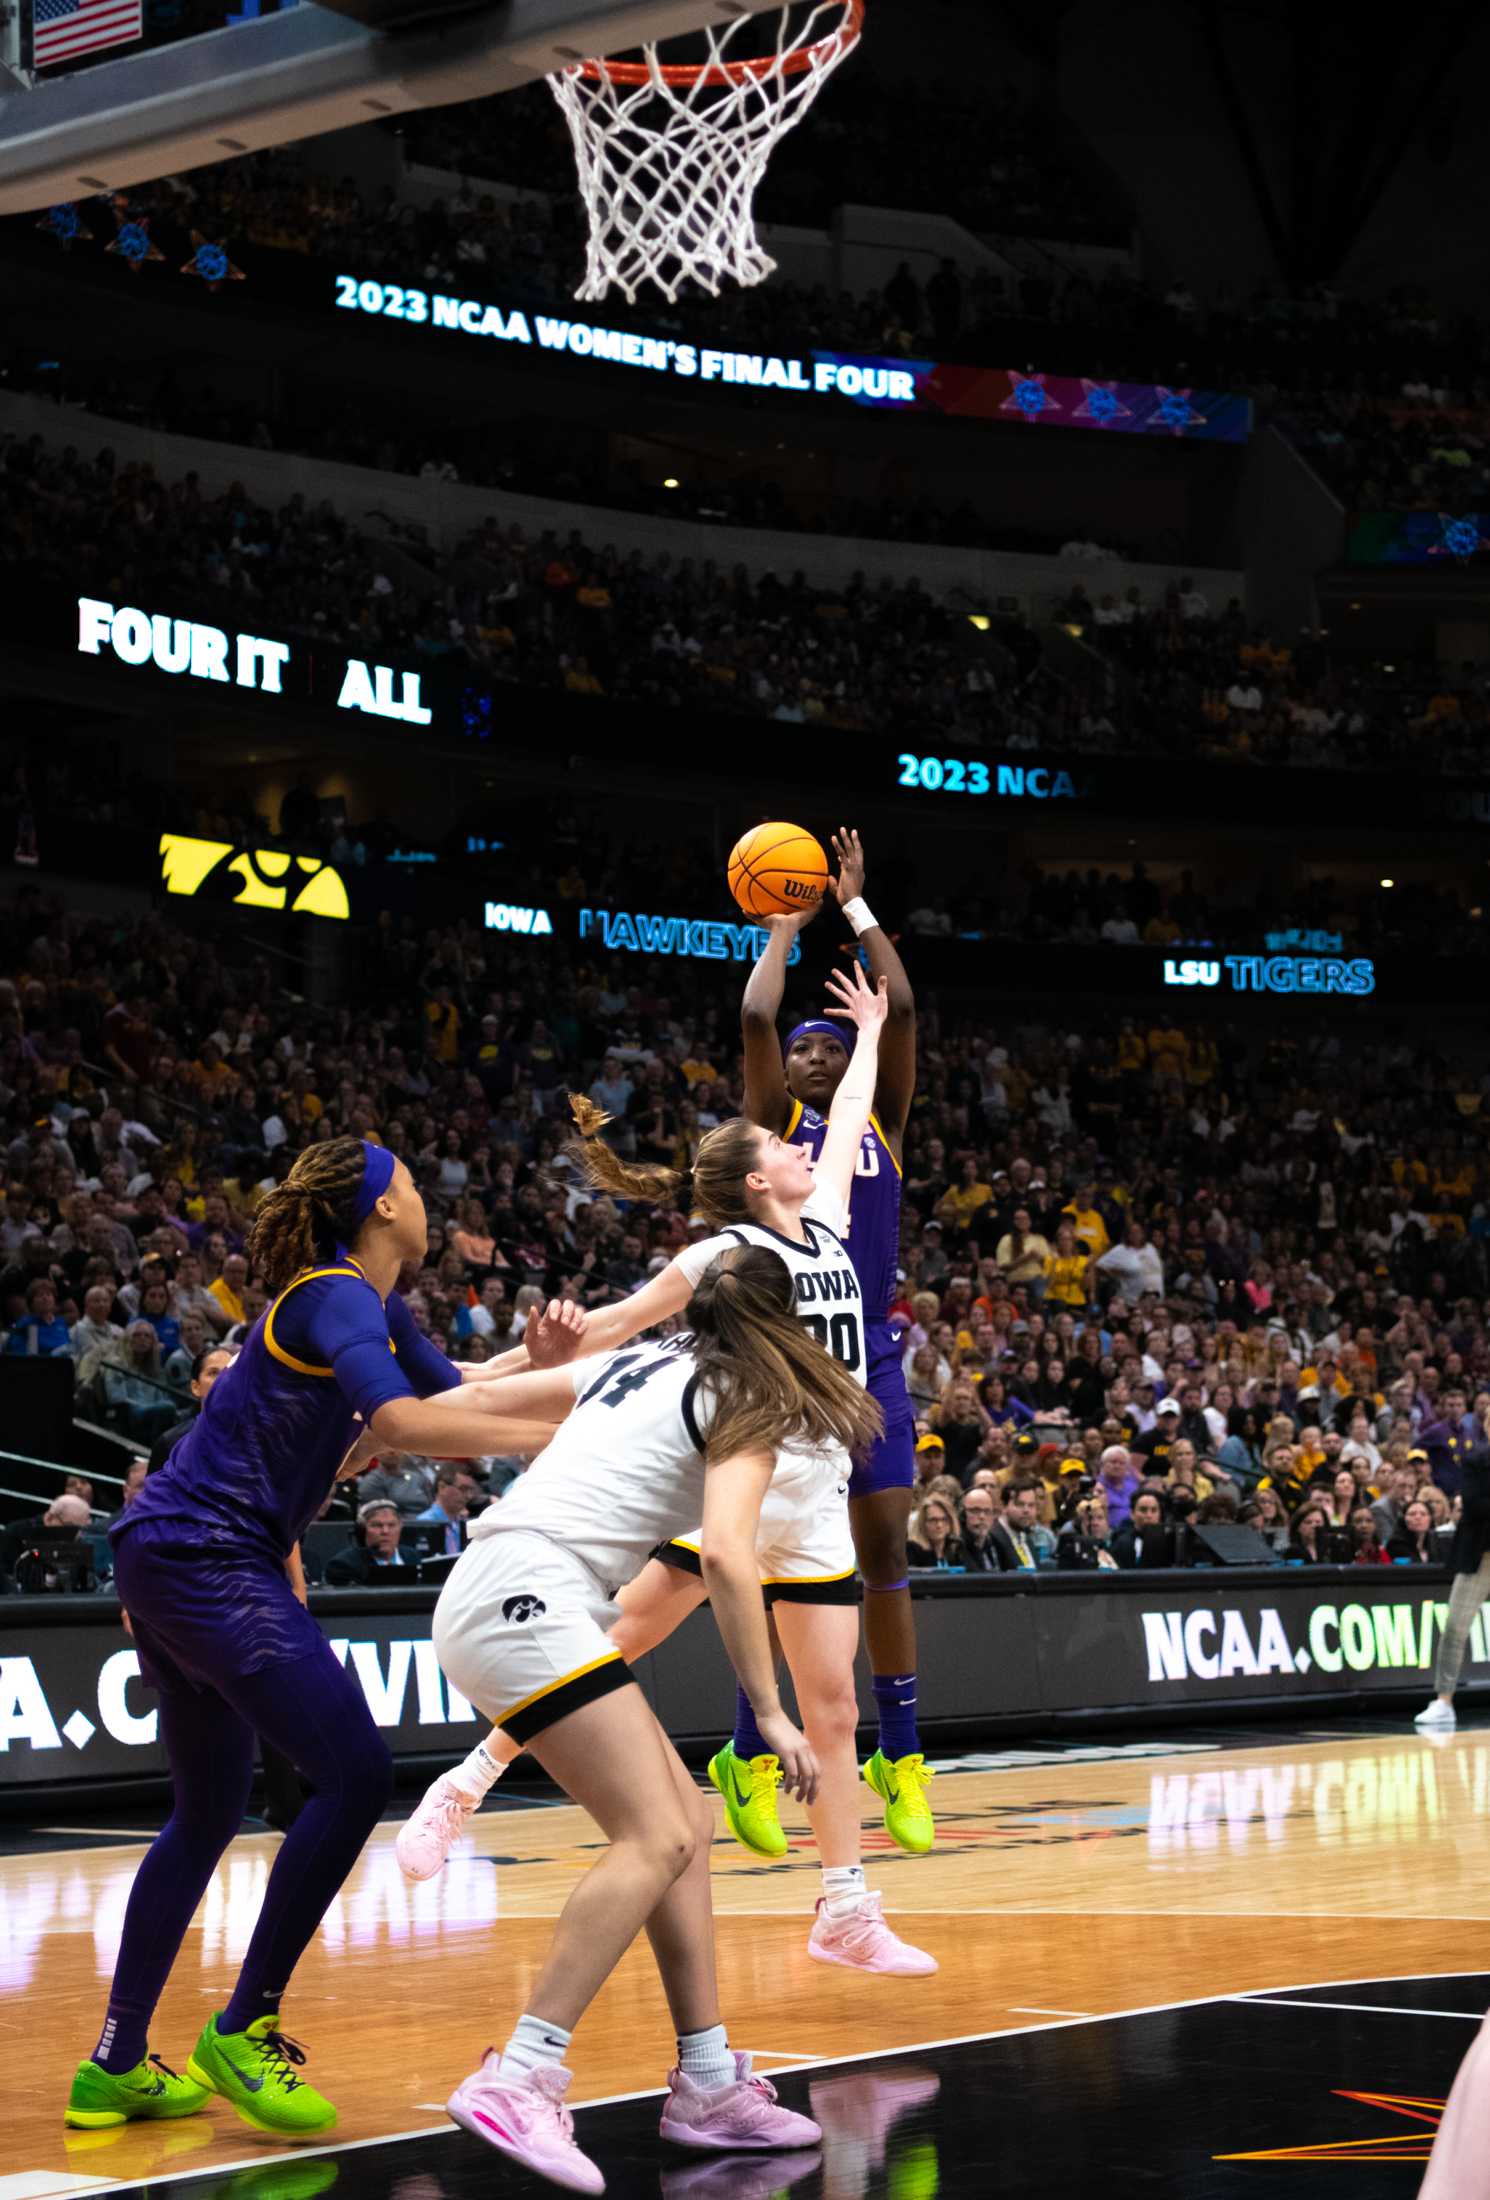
[1111, 1487, 1177, 1568]
[5, 1492, 93, 1591]
[1245, 1483, 1292, 1555]
[1056, 1487, 1119, 1570]
[324, 1499, 422, 1585]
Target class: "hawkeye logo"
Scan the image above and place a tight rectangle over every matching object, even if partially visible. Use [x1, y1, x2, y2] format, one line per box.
[160, 834, 350, 921]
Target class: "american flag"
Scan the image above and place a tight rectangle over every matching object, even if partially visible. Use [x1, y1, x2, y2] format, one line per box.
[33, 0, 142, 67]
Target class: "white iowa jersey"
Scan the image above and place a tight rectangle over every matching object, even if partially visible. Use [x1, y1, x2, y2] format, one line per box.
[675, 1180, 867, 1390]
[472, 1332, 712, 1593]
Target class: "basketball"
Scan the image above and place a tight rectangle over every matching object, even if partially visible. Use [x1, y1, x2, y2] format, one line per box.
[727, 821, 830, 918]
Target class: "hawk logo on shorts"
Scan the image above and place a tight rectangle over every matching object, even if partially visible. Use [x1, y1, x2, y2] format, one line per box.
[502, 1594, 547, 1623]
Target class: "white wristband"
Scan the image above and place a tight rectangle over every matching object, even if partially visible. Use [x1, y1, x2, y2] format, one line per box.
[840, 896, 877, 937]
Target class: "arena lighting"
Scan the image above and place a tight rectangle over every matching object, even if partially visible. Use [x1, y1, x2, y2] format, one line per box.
[966, 614, 991, 631]
[1380, 877, 1395, 889]
[662, 477, 680, 489]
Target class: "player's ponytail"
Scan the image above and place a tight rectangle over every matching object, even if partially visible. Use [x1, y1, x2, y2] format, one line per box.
[564, 1096, 760, 1227]
[688, 1244, 882, 1463]
[248, 1137, 369, 1293]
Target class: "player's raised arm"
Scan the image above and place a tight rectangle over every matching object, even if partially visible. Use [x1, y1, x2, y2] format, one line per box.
[741, 908, 819, 1130]
[829, 826, 916, 1144]
[815, 962, 890, 1208]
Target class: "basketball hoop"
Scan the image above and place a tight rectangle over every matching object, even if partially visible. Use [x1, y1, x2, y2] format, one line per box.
[548, 0, 863, 305]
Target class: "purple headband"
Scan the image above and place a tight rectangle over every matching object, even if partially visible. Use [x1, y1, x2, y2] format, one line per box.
[784, 1019, 848, 1057]
[349, 1140, 396, 1231]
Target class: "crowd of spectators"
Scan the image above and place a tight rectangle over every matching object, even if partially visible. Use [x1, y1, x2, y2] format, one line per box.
[11, 416, 1490, 774]
[4, 872, 1490, 1591]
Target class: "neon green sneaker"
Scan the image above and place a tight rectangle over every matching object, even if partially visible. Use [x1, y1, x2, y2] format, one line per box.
[65, 2053, 210, 2128]
[708, 1742, 788, 1859]
[186, 2014, 337, 2137]
[863, 1750, 936, 1854]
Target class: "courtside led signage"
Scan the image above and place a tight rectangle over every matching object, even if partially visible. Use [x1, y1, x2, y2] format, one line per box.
[160, 834, 349, 920]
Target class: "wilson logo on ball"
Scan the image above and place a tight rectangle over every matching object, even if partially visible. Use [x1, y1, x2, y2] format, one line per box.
[727, 821, 829, 919]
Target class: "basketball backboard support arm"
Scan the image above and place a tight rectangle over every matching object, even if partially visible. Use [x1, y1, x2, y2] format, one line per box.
[0, 0, 776, 215]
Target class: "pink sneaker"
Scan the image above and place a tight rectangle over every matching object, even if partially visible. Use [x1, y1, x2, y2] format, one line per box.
[807, 1893, 938, 1976]
[396, 1772, 477, 1882]
[447, 2054, 604, 2195]
[660, 2054, 821, 2151]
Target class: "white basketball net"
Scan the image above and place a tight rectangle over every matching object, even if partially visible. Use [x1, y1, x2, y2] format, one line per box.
[548, 1, 862, 304]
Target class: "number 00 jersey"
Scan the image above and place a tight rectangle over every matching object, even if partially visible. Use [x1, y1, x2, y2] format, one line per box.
[471, 1332, 713, 1594]
[784, 1099, 901, 1324]
[673, 1179, 866, 1389]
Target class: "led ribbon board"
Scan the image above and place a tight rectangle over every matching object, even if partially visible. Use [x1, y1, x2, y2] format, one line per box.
[331, 276, 1251, 441]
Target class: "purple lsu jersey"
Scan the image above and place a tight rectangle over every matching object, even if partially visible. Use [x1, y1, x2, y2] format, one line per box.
[783, 1098, 901, 1321]
[784, 1098, 915, 1497]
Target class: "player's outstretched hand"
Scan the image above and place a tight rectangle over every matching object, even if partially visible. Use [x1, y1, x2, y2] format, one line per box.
[822, 959, 889, 1032]
[758, 1711, 820, 1807]
[828, 826, 865, 904]
[526, 1298, 587, 1367]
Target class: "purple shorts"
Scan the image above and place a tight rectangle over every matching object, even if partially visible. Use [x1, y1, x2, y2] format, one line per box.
[849, 1323, 916, 1501]
[113, 1517, 326, 1694]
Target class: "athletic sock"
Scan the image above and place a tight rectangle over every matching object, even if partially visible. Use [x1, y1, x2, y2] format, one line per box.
[872, 1672, 920, 1758]
[677, 2023, 735, 2092]
[449, 1740, 506, 1803]
[92, 2010, 148, 2074]
[822, 1865, 867, 1920]
[219, 1981, 284, 2037]
[732, 1685, 769, 1760]
[498, 2013, 573, 2081]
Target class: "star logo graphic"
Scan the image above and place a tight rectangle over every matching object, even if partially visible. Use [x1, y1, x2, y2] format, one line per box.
[1429, 514, 1483, 560]
[182, 232, 244, 291]
[1001, 372, 1062, 422]
[1073, 379, 1131, 426]
[37, 202, 91, 249]
[1149, 386, 1207, 434]
[1216, 2088, 1444, 2164]
[107, 204, 163, 272]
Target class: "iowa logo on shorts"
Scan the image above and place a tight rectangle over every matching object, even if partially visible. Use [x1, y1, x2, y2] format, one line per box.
[502, 1594, 547, 1623]
[159, 834, 349, 920]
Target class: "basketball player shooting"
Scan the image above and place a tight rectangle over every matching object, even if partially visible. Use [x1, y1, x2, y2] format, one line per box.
[742, 826, 930, 1852]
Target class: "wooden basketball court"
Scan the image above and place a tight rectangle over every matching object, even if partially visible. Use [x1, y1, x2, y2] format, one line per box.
[8, 1717, 1489, 2194]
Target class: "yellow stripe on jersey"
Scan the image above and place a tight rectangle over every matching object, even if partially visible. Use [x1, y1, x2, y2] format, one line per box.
[867, 1112, 904, 1177]
[263, 1261, 393, 1375]
[784, 1097, 804, 1140]
[495, 1651, 625, 1729]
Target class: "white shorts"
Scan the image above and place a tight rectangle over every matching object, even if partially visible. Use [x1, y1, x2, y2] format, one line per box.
[432, 1530, 633, 1744]
[663, 1447, 858, 1604]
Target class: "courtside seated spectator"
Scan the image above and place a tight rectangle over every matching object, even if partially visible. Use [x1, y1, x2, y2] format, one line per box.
[324, 1500, 422, 1585]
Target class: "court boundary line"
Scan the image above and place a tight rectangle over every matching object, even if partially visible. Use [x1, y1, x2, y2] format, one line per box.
[1233, 1994, 1485, 2021]
[54, 1965, 1490, 2200]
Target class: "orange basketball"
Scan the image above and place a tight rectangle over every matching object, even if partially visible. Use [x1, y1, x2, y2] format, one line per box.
[727, 821, 829, 919]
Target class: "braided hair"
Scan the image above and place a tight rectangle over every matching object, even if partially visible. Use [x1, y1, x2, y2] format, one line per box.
[247, 1137, 372, 1293]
